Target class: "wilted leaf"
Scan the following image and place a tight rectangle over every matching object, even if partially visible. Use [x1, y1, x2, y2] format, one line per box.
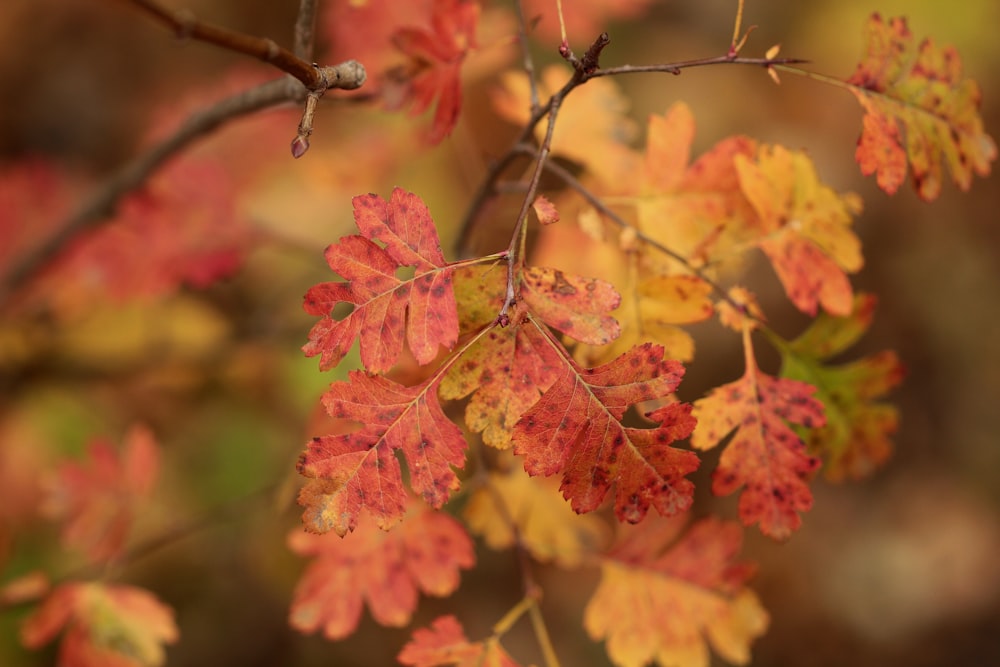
[289, 507, 474, 640]
[845, 13, 996, 200]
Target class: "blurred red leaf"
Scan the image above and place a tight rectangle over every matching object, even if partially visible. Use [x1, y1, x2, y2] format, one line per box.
[845, 13, 996, 200]
[21, 581, 178, 667]
[303, 188, 458, 374]
[41, 425, 159, 562]
[692, 328, 824, 540]
[585, 518, 768, 667]
[297, 371, 466, 535]
[398, 615, 522, 667]
[288, 508, 474, 640]
[512, 333, 700, 523]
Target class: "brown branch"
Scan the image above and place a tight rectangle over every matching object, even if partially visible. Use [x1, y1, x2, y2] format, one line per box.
[1, 78, 296, 305]
[293, 0, 320, 61]
[125, 0, 320, 86]
[454, 36, 804, 255]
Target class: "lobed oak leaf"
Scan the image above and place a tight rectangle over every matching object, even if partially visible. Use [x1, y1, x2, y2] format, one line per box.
[464, 460, 607, 567]
[288, 507, 474, 640]
[585, 518, 768, 667]
[781, 294, 905, 481]
[391, 0, 479, 144]
[398, 615, 522, 667]
[845, 14, 996, 200]
[41, 425, 159, 563]
[520, 266, 621, 345]
[692, 328, 823, 540]
[21, 581, 178, 667]
[297, 371, 466, 535]
[303, 188, 458, 373]
[735, 145, 863, 317]
[512, 331, 700, 523]
[440, 315, 561, 448]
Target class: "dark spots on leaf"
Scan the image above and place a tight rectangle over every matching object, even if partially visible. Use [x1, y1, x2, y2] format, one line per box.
[551, 270, 578, 296]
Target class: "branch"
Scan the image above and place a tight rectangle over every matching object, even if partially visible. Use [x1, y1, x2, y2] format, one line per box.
[125, 0, 320, 86]
[293, 0, 320, 60]
[1, 78, 296, 305]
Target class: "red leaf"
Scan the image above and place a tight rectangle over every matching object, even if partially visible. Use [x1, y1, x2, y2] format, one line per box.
[392, 0, 479, 144]
[399, 615, 522, 667]
[41, 425, 160, 562]
[21, 582, 178, 667]
[303, 188, 458, 373]
[585, 518, 768, 667]
[288, 508, 474, 640]
[845, 13, 996, 200]
[512, 329, 700, 523]
[692, 328, 824, 540]
[297, 371, 466, 535]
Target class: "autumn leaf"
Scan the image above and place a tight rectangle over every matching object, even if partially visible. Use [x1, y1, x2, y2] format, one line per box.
[303, 188, 458, 374]
[41, 425, 160, 563]
[297, 371, 466, 535]
[440, 310, 562, 448]
[512, 332, 700, 523]
[520, 266, 622, 345]
[520, 0, 654, 43]
[735, 144, 863, 317]
[845, 13, 996, 200]
[21, 582, 178, 667]
[289, 507, 474, 640]
[779, 294, 905, 481]
[493, 64, 640, 186]
[692, 327, 824, 540]
[585, 518, 768, 667]
[398, 615, 522, 667]
[391, 0, 479, 144]
[464, 458, 607, 567]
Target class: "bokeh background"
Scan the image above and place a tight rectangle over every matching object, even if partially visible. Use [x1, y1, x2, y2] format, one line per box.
[1, 0, 999, 665]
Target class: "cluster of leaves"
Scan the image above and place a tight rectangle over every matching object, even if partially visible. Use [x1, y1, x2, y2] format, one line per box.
[0, 2, 993, 667]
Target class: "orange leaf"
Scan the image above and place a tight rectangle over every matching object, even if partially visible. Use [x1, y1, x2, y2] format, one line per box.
[520, 266, 621, 345]
[736, 145, 862, 317]
[692, 328, 824, 540]
[531, 194, 560, 225]
[303, 188, 458, 373]
[21, 582, 178, 667]
[585, 518, 768, 667]
[41, 425, 159, 562]
[289, 507, 473, 640]
[512, 332, 700, 523]
[398, 615, 522, 667]
[845, 13, 996, 200]
[297, 371, 466, 535]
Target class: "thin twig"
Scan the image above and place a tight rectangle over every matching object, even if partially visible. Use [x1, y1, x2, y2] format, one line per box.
[1, 79, 296, 304]
[513, 1, 541, 112]
[293, 0, 320, 61]
[126, 0, 320, 86]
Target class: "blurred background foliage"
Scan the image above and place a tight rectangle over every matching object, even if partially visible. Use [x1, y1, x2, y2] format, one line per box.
[1, 0, 998, 665]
